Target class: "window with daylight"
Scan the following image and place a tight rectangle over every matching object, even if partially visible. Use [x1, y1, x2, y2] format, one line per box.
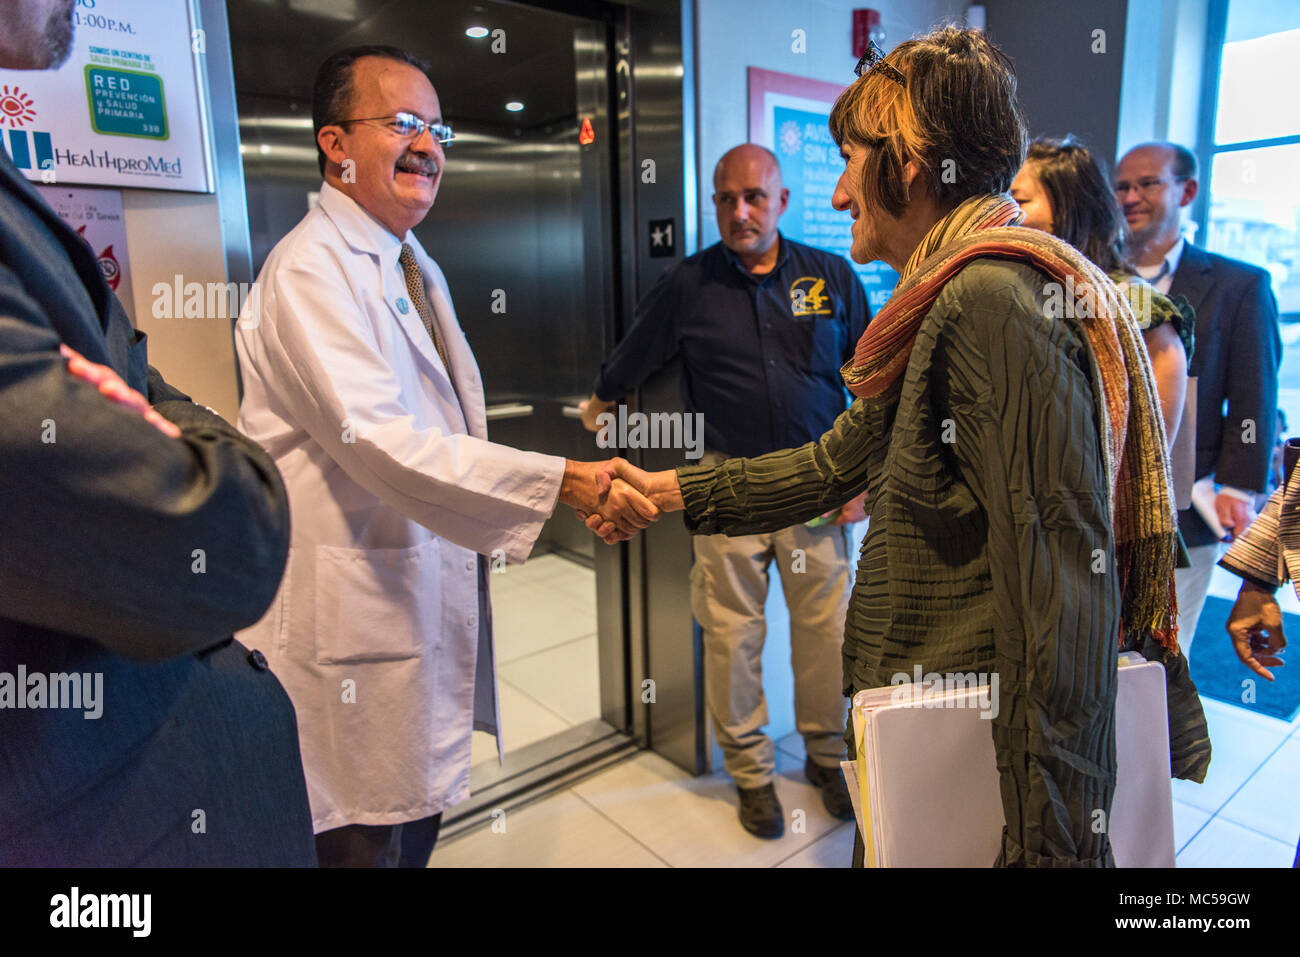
[1200, 0, 1300, 445]
[1202, 0, 1300, 320]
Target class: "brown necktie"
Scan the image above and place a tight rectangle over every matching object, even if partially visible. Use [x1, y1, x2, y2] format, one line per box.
[398, 242, 454, 380]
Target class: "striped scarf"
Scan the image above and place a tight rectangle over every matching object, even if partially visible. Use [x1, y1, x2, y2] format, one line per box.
[843, 193, 1180, 650]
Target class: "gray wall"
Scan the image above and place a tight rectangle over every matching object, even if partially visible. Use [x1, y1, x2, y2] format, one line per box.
[1117, 0, 1208, 158]
[982, 0, 1130, 167]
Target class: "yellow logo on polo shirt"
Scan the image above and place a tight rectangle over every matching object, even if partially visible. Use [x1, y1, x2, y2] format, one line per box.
[790, 276, 832, 316]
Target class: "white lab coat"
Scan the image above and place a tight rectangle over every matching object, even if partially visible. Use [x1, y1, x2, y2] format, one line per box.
[235, 182, 565, 831]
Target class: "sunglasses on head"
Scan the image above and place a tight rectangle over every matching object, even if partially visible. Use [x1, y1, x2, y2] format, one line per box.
[853, 40, 906, 87]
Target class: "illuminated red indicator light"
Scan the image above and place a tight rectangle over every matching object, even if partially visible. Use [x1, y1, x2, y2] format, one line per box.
[578, 117, 595, 145]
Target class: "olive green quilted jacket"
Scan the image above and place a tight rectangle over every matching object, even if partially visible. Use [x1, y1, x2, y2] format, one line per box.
[677, 257, 1210, 867]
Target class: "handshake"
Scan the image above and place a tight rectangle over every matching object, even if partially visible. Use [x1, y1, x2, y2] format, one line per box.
[559, 457, 684, 545]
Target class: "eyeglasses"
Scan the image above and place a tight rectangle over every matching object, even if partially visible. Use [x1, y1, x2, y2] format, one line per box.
[340, 111, 455, 145]
[853, 40, 906, 87]
[1114, 176, 1186, 198]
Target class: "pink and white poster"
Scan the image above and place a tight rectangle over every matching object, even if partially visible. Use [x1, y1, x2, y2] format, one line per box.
[36, 184, 134, 313]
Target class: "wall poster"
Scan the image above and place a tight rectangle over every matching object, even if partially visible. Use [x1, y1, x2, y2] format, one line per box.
[36, 185, 135, 313]
[0, 0, 214, 192]
[747, 66, 899, 312]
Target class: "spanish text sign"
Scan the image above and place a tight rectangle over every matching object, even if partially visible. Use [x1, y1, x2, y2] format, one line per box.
[0, 0, 213, 192]
[748, 67, 899, 312]
[773, 105, 899, 312]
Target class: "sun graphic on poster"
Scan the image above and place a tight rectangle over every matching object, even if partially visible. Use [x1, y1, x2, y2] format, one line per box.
[0, 86, 37, 128]
[778, 119, 802, 156]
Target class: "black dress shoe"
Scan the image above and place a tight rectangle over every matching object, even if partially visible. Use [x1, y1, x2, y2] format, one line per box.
[804, 757, 855, 821]
[736, 782, 784, 838]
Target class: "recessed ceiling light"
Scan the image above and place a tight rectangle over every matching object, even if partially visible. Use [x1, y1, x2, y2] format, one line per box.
[465, 26, 489, 38]
[258, 143, 271, 154]
[506, 101, 524, 112]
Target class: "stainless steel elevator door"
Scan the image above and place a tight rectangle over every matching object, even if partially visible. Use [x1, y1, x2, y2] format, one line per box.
[228, 0, 634, 810]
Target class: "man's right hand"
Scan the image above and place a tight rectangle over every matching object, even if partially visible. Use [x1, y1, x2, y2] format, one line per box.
[578, 394, 616, 433]
[1226, 580, 1287, 682]
[1216, 491, 1258, 542]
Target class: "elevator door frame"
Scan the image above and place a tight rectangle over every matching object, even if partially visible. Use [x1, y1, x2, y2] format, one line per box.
[445, 1, 643, 834]
[518, 0, 705, 777]
[443, 0, 704, 836]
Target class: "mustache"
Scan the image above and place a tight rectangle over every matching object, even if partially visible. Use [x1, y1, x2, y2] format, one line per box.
[395, 155, 438, 176]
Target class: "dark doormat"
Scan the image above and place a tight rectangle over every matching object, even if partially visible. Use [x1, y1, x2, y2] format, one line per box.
[1188, 595, 1300, 721]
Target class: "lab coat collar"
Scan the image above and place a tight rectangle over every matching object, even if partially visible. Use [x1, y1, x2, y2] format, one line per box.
[317, 180, 414, 258]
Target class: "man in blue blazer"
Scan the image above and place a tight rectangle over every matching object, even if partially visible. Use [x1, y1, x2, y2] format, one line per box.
[0, 0, 316, 865]
[1116, 142, 1282, 651]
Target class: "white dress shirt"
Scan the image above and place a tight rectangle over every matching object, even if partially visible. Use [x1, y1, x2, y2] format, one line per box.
[1134, 235, 1184, 295]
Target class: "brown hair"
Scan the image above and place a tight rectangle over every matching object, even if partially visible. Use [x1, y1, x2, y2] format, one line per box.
[312, 45, 431, 175]
[829, 26, 1027, 219]
[1026, 135, 1129, 273]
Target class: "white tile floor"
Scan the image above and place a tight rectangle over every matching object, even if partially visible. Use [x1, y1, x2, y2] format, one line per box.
[470, 553, 601, 768]
[448, 551, 1300, 866]
[1170, 556, 1300, 867]
[442, 699, 1300, 867]
[435, 737, 858, 868]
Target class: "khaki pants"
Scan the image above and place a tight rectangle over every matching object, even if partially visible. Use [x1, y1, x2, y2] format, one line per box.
[691, 517, 853, 789]
[1175, 542, 1226, 657]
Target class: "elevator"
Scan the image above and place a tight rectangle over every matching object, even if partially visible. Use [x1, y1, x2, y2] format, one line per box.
[224, 0, 702, 831]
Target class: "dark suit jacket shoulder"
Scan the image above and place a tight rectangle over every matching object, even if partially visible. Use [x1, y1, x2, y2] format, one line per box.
[0, 151, 315, 865]
[1171, 242, 1281, 546]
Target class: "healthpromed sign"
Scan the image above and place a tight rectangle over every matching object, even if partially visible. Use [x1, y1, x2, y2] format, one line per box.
[0, 0, 213, 192]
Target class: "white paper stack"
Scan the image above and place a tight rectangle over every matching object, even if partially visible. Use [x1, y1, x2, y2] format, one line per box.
[847, 654, 1175, 867]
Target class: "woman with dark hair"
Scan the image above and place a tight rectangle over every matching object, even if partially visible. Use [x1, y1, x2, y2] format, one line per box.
[1012, 135, 1194, 448]
[586, 27, 1181, 867]
[1011, 136, 1211, 787]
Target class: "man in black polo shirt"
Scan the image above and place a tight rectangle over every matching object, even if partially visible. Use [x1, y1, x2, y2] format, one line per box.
[580, 144, 870, 838]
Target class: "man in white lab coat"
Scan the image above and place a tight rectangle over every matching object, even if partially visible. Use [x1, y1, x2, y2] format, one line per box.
[234, 45, 657, 867]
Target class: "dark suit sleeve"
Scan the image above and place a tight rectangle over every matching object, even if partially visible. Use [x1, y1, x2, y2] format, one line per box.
[0, 261, 290, 661]
[1216, 271, 1280, 491]
[145, 362, 193, 405]
[592, 267, 682, 401]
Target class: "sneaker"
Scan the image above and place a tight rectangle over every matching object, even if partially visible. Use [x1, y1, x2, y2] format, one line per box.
[804, 757, 855, 821]
[736, 782, 784, 838]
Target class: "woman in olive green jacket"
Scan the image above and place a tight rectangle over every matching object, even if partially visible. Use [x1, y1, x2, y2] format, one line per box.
[589, 28, 1182, 868]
